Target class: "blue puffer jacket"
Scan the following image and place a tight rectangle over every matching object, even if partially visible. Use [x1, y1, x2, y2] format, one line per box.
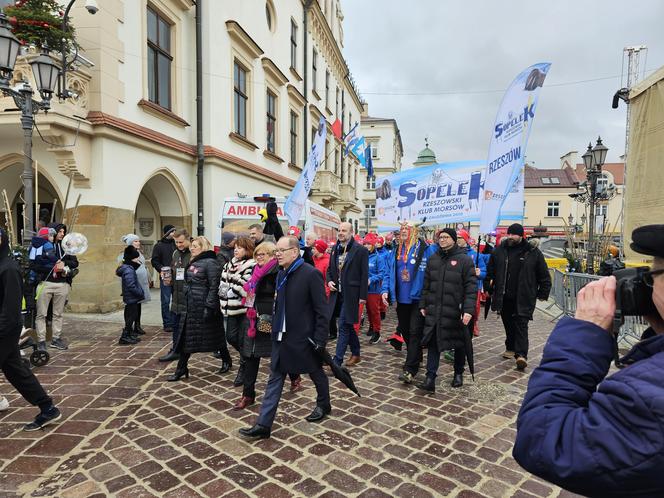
[513, 316, 664, 497]
[28, 236, 57, 282]
[116, 264, 145, 305]
[465, 247, 487, 290]
[381, 240, 434, 304]
[367, 249, 387, 294]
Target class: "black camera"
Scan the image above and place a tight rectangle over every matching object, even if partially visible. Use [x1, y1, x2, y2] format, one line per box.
[613, 267, 657, 317]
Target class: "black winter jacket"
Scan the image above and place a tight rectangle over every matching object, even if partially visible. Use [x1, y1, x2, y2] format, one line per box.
[0, 235, 23, 340]
[116, 263, 145, 305]
[151, 236, 176, 273]
[243, 263, 278, 358]
[170, 248, 191, 314]
[420, 245, 477, 351]
[486, 239, 551, 319]
[181, 251, 223, 353]
[47, 224, 79, 285]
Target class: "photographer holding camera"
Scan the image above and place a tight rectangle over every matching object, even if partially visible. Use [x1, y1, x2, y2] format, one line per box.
[513, 224, 664, 497]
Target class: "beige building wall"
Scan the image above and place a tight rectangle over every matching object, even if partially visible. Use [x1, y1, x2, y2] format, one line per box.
[624, 66, 664, 262]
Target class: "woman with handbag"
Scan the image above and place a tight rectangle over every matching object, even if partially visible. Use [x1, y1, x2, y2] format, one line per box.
[234, 242, 303, 409]
[219, 236, 256, 386]
[167, 236, 223, 381]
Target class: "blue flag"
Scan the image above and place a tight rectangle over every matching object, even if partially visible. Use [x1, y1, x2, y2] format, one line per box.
[366, 142, 374, 178]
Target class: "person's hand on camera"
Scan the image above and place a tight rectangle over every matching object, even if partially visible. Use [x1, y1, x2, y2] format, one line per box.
[574, 276, 616, 332]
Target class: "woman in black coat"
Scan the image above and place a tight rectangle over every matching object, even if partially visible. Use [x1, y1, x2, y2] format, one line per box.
[234, 242, 302, 410]
[418, 229, 477, 391]
[167, 236, 223, 381]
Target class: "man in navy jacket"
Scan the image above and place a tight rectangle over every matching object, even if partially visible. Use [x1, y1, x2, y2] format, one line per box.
[513, 224, 664, 497]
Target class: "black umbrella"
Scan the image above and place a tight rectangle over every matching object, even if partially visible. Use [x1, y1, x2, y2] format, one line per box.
[308, 338, 361, 397]
[483, 294, 492, 320]
[463, 324, 475, 381]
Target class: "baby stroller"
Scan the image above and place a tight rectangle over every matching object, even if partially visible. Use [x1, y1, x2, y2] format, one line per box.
[19, 327, 50, 368]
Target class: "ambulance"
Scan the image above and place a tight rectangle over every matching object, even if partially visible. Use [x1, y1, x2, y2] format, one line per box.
[216, 195, 341, 247]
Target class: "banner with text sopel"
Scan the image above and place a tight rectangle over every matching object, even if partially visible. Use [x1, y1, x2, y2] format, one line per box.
[374, 161, 524, 231]
[479, 62, 551, 233]
[284, 116, 327, 226]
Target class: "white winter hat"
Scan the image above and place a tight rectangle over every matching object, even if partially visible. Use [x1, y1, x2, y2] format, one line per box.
[121, 234, 140, 246]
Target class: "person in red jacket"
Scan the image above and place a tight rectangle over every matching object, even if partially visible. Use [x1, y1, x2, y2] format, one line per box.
[312, 240, 331, 298]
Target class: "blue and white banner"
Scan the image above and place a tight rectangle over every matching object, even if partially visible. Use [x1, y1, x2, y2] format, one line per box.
[284, 116, 327, 226]
[375, 161, 523, 231]
[479, 62, 551, 233]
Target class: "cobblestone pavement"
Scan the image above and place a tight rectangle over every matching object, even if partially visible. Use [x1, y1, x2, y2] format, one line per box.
[0, 309, 580, 498]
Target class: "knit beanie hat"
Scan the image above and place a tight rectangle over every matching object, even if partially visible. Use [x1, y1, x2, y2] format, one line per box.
[221, 232, 235, 246]
[507, 223, 525, 237]
[314, 239, 328, 254]
[123, 245, 140, 263]
[121, 234, 140, 246]
[163, 224, 176, 236]
[439, 228, 457, 243]
[363, 233, 379, 246]
[457, 229, 471, 244]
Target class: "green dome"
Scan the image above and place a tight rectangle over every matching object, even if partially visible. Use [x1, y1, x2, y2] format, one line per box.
[413, 141, 437, 167]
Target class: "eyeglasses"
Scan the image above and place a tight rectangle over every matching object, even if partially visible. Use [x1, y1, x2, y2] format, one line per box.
[274, 247, 297, 255]
[643, 269, 664, 287]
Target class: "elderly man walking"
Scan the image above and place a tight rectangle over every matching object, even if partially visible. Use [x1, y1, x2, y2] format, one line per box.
[327, 222, 368, 366]
[239, 236, 330, 439]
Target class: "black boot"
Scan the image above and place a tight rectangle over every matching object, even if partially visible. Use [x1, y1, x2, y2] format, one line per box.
[119, 328, 138, 345]
[416, 376, 435, 394]
[218, 360, 232, 374]
[451, 373, 463, 388]
[167, 367, 189, 381]
[134, 324, 146, 336]
[158, 350, 180, 362]
[129, 329, 141, 342]
[233, 362, 245, 387]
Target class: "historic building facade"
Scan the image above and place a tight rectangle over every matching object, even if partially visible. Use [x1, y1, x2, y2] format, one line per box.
[0, 0, 366, 311]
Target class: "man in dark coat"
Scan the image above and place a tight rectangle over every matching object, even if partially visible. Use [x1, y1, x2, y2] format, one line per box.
[239, 236, 330, 440]
[151, 224, 177, 332]
[513, 224, 664, 496]
[486, 223, 550, 370]
[327, 222, 368, 366]
[0, 228, 62, 431]
[159, 228, 191, 362]
[418, 228, 476, 391]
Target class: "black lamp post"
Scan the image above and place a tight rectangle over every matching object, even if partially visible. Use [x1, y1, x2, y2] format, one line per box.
[0, 12, 59, 239]
[570, 137, 612, 274]
[0, 2, 96, 240]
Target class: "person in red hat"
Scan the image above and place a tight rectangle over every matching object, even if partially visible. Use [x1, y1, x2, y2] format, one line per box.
[362, 233, 388, 344]
[312, 240, 331, 298]
[288, 226, 314, 265]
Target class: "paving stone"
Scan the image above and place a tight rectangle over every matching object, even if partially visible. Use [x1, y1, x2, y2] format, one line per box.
[323, 469, 364, 494]
[144, 470, 181, 493]
[437, 462, 482, 486]
[25, 435, 83, 457]
[254, 482, 293, 498]
[293, 477, 325, 495]
[104, 475, 137, 494]
[242, 453, 275, 471]
[3, 456, 59, 474]
[163, 486, 204, 498]
[268, 464, 302, 485]
[358, 489, 394, 498]
[130, 460, 163, 479]
[371, 472, 403, 490]
[200, 478, 235, 497]
[381, 457, 419, 478]
[89, 462, 124, 482]
[394, 483, 435, 498]
[184, 468, 217, 487]
[222, 464, 267, 489]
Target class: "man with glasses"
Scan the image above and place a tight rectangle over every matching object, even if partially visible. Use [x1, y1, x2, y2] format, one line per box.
[513, 224, 664, 496]
[239, 236, 330, 439]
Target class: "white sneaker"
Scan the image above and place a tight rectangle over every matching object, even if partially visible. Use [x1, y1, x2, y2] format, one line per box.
[0, 397, 9, 412]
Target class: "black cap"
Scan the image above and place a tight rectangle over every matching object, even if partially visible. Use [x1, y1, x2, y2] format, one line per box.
[440, 228, 457, 243]
[123, 245, 140, 263]
[630, 224, 664, 258]
[163, 224, 176, 236]
[507, 223, 525, 237]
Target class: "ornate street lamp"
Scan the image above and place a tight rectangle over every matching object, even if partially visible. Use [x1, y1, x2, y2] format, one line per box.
[0, 12, 20, 83]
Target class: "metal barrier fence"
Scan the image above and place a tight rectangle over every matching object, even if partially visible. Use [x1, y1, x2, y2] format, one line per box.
[548, 270, 646, 349]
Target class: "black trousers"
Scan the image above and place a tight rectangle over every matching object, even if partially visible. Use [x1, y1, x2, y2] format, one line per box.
[501, 298, 530, 359]
[0, 336, 52, 410]
[136, 303, 142, 327]
[425, 335, 466, 378]
[397, 303, 425, 376]
[242, 356, 299, 399]
[124, 303, 139, 330]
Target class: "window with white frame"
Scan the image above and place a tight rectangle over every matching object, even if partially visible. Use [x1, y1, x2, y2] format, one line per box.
[547, 201, 560, 217]
[266, 90, 277, 152]
[369, 141, 379, 159]
[233, 60, 248, 136]
[147, 7, 172, 110]
[289, 111, 298, 165]
[597, 204, 608, 217]
[312, 49, 318, 94]
[290, 20, 297, 70]
[365, 203, 376, 218]
[366, 174, 376, 190]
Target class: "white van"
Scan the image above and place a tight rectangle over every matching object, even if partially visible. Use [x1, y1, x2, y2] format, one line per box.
[216, 195, 340, 247]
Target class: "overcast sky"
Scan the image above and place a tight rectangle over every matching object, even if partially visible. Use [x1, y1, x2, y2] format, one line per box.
[341, 0, 664, 169]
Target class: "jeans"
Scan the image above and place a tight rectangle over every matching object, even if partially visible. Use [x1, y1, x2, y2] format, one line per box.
[160, 280, 175, 329]
[501, 298, 530, 359]
[256, 367, 330, 429]
[426, 335, 466, 379]
[333, 297, 361, 365]
[242, 356, 299, 399]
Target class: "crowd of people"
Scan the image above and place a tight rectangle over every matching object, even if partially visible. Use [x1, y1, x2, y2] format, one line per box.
[109, 213, 551, 438]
